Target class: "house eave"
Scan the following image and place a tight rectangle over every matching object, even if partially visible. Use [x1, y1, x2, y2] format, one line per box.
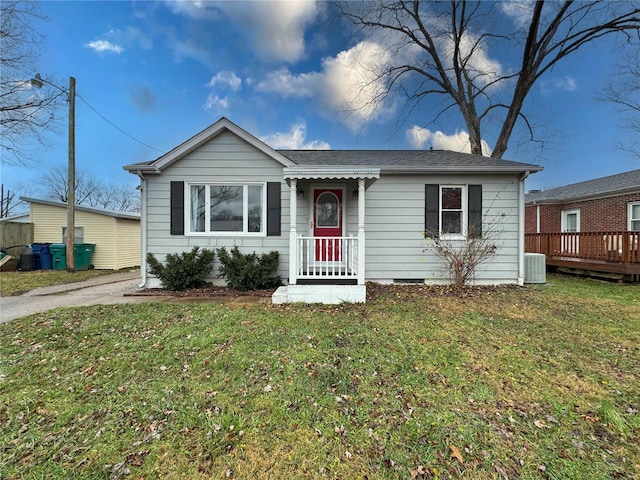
[526, 186, 640, 206]
[380, 165, 544, 175]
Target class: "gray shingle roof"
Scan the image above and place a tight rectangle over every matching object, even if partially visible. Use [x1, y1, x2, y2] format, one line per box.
[278, 150, 541, 173]
[525, 169, 640, 204]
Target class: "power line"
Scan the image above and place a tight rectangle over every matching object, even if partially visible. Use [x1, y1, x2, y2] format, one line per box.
[75, 93, 165, 153]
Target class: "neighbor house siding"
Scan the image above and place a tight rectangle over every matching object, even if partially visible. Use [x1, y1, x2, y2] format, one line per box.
[30, 203, 140, 270]
[363, 174, 520, 284]
[144, 130, 290, 286]
[526, 192, 640, 233]
[114, 218, 141, 270]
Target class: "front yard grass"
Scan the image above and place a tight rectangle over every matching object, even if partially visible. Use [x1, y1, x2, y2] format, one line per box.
[0, 269, 119, 296]
[1, 275, 638, 479]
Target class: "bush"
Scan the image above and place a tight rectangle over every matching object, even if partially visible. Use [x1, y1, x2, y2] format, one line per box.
[146, 247, 215, 291]
[217, 246, 281, 291]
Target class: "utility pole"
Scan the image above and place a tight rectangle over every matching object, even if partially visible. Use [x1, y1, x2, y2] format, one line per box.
[66, 76, 76, 272]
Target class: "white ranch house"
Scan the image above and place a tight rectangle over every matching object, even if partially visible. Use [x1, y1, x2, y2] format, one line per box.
[124, 118, 542, 303]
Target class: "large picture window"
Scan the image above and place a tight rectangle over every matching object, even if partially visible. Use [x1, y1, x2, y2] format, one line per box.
[188, 183, 265, 234]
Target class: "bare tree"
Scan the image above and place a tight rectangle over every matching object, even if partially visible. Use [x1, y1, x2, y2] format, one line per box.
[599, 51, 640, 159]
[94, 183, 141, 212]
[0, 0, 64, 166]
[38, 166, 140, 212]
[0, 185, 16, 218]
[338, 1, 640, 158]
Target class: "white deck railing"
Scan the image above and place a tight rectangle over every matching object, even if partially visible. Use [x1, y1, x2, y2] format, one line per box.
[296, 236, 358, 279]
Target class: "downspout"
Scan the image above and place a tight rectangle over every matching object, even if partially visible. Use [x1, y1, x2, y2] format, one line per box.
[518, 171, 530, 286]
[136, 171, 147, 288]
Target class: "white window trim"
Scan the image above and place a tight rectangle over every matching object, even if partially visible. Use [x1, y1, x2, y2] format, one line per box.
[561, 209, 580, 233]
[629, 201, 640, 231]
[185, 182, 267, 236]
[440, 185, 468, 240]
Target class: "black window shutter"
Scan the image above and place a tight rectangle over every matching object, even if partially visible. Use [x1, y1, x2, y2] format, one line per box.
[425, 184, 439, 238]
[170, 181, 184, 235]
[468, 184, 483, 238]
[267, 182, 281, 236]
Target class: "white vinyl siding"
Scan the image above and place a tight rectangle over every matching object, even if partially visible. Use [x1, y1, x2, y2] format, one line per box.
[363, 175, 520, 284]
[143, 129, 525, 286]
[144, 130, 289, 286]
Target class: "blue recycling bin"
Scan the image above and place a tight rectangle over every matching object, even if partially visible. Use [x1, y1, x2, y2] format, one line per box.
[31, 243, 53, 270]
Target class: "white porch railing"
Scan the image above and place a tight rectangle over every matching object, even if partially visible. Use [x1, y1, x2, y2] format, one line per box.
[295, 235, 358, 279]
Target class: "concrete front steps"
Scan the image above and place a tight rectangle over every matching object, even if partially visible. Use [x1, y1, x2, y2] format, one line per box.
[272, 284, 366, 304]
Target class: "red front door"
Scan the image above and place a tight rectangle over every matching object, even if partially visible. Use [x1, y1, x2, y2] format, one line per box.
[313, 188, 343, 261]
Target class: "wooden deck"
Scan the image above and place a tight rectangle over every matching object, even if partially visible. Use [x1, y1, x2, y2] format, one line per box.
[525, 231, 640, 282]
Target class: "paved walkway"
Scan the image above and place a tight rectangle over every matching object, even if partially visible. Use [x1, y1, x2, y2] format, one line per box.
[0, 271, 270, 324]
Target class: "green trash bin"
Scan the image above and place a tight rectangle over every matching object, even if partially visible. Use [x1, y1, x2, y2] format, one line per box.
[49, 244, 67, 270]
[74, 243, 96, 271]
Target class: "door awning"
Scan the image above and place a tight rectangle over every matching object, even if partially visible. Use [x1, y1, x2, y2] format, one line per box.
[283, 166, 380, 189]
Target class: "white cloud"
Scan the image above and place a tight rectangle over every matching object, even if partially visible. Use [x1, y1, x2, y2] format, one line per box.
[208, 71, 242, 91]
[440, 30, 503, 88]
[500, 1, 535, 29]
[204, 94, 229, 111]
[260, 122, 330, 150]
[109, 26, 153, 50]
[165, 0, 319, 63]
[320, 41, 393, 127]
[406, 126, 492, 156]
[255, 67, 316, 98]
[85, 40, 124, 54]
[217, 1, 319, 62]
[540, 75, 578, 95]
[553, 76, 577, 92]
[163, 0, 220, 19]
[256, 41, 394, 131]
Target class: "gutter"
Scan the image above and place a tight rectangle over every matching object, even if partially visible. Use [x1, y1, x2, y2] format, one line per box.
[136, 171, 147, 289]
[518, 171, 530, 286]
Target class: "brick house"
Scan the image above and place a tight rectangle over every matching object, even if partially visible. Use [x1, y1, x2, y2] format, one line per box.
[525, 169, 640, 234]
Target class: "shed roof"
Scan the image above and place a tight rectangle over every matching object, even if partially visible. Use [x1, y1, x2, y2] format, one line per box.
[525, 169, 640, 204]
[20, 197, 140, 221]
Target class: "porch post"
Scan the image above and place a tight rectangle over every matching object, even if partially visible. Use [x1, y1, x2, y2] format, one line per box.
[289, 178, 298, 285]
[357, 178, 365, 285]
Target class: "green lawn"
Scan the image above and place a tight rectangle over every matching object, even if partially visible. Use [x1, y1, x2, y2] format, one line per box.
[1, 276, 638, 479]
[0, 269, 118, 296]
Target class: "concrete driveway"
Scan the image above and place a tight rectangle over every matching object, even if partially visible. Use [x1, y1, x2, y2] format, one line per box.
[0, 271, 168, 323]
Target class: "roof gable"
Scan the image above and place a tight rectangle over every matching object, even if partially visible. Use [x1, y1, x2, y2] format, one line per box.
[124, 117, 296, 174]
[526, 169, 640, 204]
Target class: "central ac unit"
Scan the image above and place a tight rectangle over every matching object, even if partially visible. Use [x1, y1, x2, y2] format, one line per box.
[524, 253, 546, 284]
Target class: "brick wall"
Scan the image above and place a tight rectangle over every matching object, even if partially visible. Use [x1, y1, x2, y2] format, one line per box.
[526, 192, 640, 233]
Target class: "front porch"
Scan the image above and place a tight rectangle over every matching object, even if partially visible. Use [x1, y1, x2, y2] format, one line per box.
[272, 167, 379, 304]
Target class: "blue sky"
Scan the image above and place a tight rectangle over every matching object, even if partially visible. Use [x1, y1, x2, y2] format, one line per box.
[3, 0, 639, 198]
